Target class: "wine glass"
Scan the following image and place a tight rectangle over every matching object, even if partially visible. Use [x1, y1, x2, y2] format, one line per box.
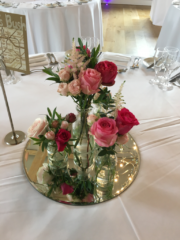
[149, 48, 167, 85]
[90, 37, 100, 51]
[81, 36, 91, 49]
[158, 46, 179, 91]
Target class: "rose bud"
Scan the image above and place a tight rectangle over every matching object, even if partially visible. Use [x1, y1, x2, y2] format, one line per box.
[116, 133, 129, 145]
[94, 92, 100, 101]
[51, 120, 59, 128]
[66, 113, 76, 123]
[87, 114, 98, 126]
[45, 131, 55, 140]
[61, 121, 69, 129]
[58, 69, 70, 82]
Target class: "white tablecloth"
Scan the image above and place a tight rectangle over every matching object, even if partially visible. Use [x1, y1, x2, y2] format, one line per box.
[156, 5, 180, 58]
[0, 0, 103, 55]
[150, 0, 172, 26]
[1, 52, 180, 240]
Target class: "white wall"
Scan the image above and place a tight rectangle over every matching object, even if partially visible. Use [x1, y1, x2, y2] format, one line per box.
[101, 0, 152, 6]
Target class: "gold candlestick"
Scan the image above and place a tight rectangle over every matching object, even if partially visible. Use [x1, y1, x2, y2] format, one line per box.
[0, 60, 26, 145]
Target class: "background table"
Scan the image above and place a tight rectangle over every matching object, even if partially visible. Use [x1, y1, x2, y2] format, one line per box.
[150, 0, 172, 26]
[156, 4, 180, 58]
[1, 52, 180, 239]
[0, 0, 103, 54]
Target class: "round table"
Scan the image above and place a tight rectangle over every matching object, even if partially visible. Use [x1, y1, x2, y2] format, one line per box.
[150, 0, 172, 26]
[1, 52, 180, 239]
[0, 0, 103, 54]
[156, 4, 180, 59]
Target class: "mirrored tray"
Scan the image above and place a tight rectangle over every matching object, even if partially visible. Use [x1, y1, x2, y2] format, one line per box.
[23, 134, 140, 206]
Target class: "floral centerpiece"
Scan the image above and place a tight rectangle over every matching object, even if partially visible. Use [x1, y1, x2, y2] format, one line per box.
[27, 38, 139, 203]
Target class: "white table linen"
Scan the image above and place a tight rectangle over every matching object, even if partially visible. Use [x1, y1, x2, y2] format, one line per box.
[1, 52, 180, 239]
[150, 0, 172, 26]
[156, 5, 180, 59]
[0, 0, 103, 55]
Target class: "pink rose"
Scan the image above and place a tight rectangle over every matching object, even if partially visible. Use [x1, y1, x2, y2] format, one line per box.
[60, 183, 74, 195]
[87, 114, 98, 126]
[68, 79, 81, 96]
[57, 83, 68, 96]
[58, 69, 70, 81]
[51, 120, 59, 128]
[79, 68, 101, 95]
[45, 131, 55, 140]
[116, 108, 139, 135]
[61, 121, 69, 129]
[116, 133, 129, 145]
[27, 118, 47, 138]
[90, 117, 118, 147]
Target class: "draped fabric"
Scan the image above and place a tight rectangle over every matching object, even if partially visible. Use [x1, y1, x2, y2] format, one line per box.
[156, 5, 180, 60]
[0, 0, 103, 54]
[150, 0, 172, 26]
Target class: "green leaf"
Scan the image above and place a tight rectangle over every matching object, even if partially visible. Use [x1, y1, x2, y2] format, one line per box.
[95, 44, 100, 57]
[78, 38, 86, 55]
[91, 48, 95, 58]
[41, 142, 45, 152]
[99, 114, 106, 118]
[46, 115, 50, 122]
[55, 112, 62, 121]
[39, 135, 45, 139]
[107, 150, 116, 155]
[52, 107, 57, 119]
[98, 150, 107, 156]
[47, 108, 52, 117]
[30, 137, 41, 142]
[107, 110, 114, 114]
[43, 67, 59, 78]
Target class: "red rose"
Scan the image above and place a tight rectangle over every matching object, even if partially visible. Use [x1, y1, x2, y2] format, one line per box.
[60, 183, 74, 195]
[55, 129, 71, 151]
[59, 201, 71, 205]
[76, 45, 90, 57]
[115, 108, 139, 135]
[95, 61, 117, 86]
[66, 113, 76, 123]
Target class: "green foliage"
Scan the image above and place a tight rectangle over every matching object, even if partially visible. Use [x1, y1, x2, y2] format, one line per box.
[43, 67, 60, 83]
[77, 38, 100, 69]
[31, 107, 72, 155]
[94, 87, 115, 110]
[47, 167, 94, 201]
[98, 145, 116, 157]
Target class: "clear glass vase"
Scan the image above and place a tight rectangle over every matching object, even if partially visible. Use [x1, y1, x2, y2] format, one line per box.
[95, 153, 117, 192]
[72, 107, 98, 180]
[47, 141, 68, 176]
